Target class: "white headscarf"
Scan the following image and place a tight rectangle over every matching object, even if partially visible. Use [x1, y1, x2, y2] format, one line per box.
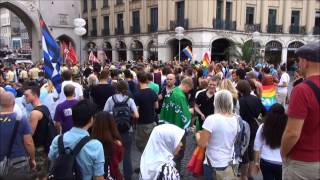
[140, 124, 185, 180]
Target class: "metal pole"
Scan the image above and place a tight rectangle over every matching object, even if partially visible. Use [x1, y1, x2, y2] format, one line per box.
[178, 39, 181, 62]
[254, 42, 256, 64]
[79, 37, 82, 65]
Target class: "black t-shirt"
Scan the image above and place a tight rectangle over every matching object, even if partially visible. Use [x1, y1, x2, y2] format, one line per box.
[195, 90, 215, 118]
[239, 95, 266, 130]
[90, 84, 116, 111]
[134, 88, 158, 124]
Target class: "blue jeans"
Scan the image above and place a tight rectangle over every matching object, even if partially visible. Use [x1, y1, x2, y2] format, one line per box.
[260, 159, 282, 180]
[121, 132, 133, 180]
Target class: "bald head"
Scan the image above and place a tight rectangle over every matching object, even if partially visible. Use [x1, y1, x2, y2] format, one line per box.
[166, 74, 176, 87]
[0, 92, 15, 110]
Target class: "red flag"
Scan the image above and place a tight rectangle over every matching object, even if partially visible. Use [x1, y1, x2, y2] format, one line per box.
[68, 42, 78, 65]
[89, 51, 99, 64]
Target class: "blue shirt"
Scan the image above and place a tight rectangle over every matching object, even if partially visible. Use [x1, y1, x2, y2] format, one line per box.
[48, 127, 105, 180]
[0, 113, 31, 161]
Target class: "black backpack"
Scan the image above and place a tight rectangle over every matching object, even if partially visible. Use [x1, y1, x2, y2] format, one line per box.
[48, 135, 90, 180]
[112, 95, 131, 133]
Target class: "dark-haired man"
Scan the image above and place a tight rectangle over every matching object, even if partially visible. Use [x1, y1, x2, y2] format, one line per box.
[24, 86, 52, 179]
[134, 71, 158, 152]
[90, 70, 116, 111]
[58, 70, 83, 103]
[54, 84, 78, 133]
[276, 65, 290, 106]
[49, 100, 105, 180]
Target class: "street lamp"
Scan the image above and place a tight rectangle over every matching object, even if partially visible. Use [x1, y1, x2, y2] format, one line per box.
[74, 18, 87, 65]
[252, 31, 260, 64]
[175, 26, 184, 62]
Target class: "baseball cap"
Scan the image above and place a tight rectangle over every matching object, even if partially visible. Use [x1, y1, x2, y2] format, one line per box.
[295, 41, 320, 62]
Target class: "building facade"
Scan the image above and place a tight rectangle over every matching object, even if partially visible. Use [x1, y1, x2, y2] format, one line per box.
[0, 0, 81, 62]
[82, 0, 320, 65]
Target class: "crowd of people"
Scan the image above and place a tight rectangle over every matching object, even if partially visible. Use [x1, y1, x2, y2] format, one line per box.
[0, 41, 319, 180]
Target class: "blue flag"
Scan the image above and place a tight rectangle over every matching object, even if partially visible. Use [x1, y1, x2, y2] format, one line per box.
[182, 46, 193, 61]
[39, 14, 62, 93]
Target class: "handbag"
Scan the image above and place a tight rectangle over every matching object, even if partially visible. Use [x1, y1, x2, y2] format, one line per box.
[187, 146, 205, 176]
[0, 120, 20, 176]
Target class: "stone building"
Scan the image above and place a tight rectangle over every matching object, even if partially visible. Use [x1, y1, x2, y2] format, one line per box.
[82, 0, 320, 65]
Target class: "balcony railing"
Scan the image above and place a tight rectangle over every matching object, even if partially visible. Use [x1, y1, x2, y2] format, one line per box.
[289, 25, 306, 34]
[115, 27, 124, 35]
[212, 19, 224, 30]
[170, 19, 188, 31]
[212, 19, 236, 31]
[116, 0, 124, 5]
[225, 20, 236, 30]
[314, 26, 320, 35]
[267, 24, 283, 34]
[90, 30, 97, 37]
[130, 26, 140, 34]
[148, 24, 157, 33]
[245, 24, 261, 32]
[102, 29, 110, 36]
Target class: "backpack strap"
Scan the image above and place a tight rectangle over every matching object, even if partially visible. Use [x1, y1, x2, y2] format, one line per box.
[112, 95, 130, 105]
[304, 80, 320, 104]
[112, 95, 118, 105]
[72, 136, 91, 156]
[6, 120, 20, 158]
[58, 135, 65, 155]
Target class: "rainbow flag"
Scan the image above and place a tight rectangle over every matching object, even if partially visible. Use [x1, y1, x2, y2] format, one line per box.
[187, 146, 204, 176]
[182, 46, 193, 61]
[202, 52, 210, 68]
[261, 85, 277, 111]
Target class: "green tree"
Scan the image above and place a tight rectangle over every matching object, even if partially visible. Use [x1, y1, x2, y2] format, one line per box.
[224, 39, 261, 64]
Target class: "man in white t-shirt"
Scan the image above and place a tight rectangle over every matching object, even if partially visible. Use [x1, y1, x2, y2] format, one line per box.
[58, 70, 83, 103]
[277, 65, 290, 106]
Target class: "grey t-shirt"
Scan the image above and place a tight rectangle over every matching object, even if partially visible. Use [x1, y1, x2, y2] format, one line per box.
[103, 94, 138, 114]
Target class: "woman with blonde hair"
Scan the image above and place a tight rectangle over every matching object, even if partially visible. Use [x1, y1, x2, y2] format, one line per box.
[218, 79, 239, 114]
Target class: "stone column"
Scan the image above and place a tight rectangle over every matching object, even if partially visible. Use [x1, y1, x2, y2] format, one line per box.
[127, 49, 133, 61]
[260, 0, 268, 33]
[306, 0, 315, 34]
[143, 49, 149, 60]
[281, 46, 288, 65]
[112, 49, 119, 62]
[282, 0, 291, 33]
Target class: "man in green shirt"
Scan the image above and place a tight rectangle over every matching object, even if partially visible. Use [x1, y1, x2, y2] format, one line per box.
[147, 73, 160, 94]
[159, 77, 193, 173]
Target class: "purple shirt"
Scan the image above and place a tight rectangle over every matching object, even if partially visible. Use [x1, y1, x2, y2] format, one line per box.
[54, 99, 78, 133]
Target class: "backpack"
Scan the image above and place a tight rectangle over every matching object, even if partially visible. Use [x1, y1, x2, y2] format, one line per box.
[34, 106, 58, 153]
[0, 114, 21, 176]
[234, 115, 251, 162]
[112, 95, 131, 133]
[48, 135, 90, 180]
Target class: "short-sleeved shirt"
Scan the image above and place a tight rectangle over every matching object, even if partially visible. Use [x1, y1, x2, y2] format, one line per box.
[54, 99, 78, 133]
[195, 90, 215, 118]
[134, 88, 158, 124]
[90, 84, 116, 111]
[103, 94, 138, 114]
[58, 81, 83, 103]
[287, 75, 320, 162]
[277, 72, 290, 94]
[148, 82, 160, 95]
[0, 113, 32, 160]
[202, 114, 238, 167]
[48, 127, 105, 180]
